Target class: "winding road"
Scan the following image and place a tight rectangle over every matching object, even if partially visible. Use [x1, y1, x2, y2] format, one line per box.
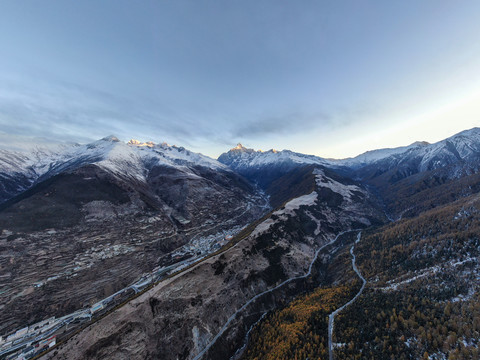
[192, 229, 358, 360]
[328, 231, 366, 360]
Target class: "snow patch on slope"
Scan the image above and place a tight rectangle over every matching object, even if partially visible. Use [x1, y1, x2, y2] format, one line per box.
[251, 168, 370, 237]
[280, 191, 318, 216]
[251, 191, 318, 237]
[314, 168, 362, 200]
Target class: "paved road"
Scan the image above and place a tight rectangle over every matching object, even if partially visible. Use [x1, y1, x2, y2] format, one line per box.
[328, 231, 366, 360]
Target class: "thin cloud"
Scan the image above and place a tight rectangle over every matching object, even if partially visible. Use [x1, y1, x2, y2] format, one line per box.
[0, 79, 218, 146]
[231, 112, 332, 138]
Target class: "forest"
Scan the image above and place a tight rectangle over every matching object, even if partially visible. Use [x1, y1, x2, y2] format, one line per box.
[243, 284, 360, 360]
[243, 193, 480, 359]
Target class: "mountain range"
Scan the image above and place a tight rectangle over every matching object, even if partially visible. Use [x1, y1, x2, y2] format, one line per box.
[1, 127, 479, 360]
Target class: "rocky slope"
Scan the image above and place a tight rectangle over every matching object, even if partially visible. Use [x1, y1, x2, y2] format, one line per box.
[219, 128, 480, 218]
[0, 137, 267, 335]
[42, 165, 385, 360]
[3, 127, 480, 359]
[347, 127, 480, 218]
[239, 128, 480, 360]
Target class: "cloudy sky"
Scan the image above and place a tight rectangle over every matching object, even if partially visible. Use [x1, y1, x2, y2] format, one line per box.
[0, 1, 479, 159]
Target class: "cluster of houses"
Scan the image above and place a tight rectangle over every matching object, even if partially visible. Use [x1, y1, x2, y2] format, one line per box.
[0, 303, 102, 359]
[0, 228, 241, 359]
[0, 317, 57, 359]
[171, 230, 238, 261]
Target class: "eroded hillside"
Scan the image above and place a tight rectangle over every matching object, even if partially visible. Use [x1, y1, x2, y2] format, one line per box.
[40, 166, 384, 360]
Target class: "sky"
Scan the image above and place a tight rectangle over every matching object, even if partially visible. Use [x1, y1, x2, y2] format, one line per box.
[0, 0, 479, 159]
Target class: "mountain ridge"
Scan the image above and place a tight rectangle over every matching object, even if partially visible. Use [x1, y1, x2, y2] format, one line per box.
[2, 126, 480, 360]
[218, 127, 480, 171]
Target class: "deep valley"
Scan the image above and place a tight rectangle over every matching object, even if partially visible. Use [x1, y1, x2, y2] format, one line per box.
[1, 128, 480, 360]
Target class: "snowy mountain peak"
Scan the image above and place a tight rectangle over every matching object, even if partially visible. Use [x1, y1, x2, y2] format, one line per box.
[228, 143, 284, 154]
[341, 128, 480, 169]
[228, 143, 256, 154]
[0, 135, 231, 203]
[127, 139, 155, 148]
[101, 135, 120, 143]
[218, 144, 330, 176]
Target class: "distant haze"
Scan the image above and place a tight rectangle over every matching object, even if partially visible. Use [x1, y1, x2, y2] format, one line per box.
[0, 1, 479, 159]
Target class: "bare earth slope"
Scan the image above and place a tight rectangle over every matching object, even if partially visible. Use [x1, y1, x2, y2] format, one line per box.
[44, 166, 384, 360]
[0, 139, 266, 335]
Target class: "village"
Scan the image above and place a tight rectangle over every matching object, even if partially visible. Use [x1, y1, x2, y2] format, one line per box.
[0, 229, 239, 360]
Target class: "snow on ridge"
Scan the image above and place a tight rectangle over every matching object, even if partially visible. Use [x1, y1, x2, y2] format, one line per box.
[0, 133, 82, 176]
[90, 138, 228, 180]
[127, 139, 155, 148]
[0, 135, 228, 189]
[220, 128, 480, 171]
[127, 138, 227, 170]
[94, 141, 147, 181]
[251, 191, 318, 237]
[221, 146, 330, 168]
[313, 168, 362, 200]
[279, 191, 318, 216]
[155, 145, 226, 170]
[334, 127, 480, 169]
[336, 142, 428, 168]
[412, 128, 480, 171]
[250, 217, 277, 237]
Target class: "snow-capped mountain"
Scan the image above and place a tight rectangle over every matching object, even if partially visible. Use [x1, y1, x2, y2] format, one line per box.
[219, 128, 480, 183]
[0, 137, 80, 204]
[42, 135, 228, 181]
[3, 127, 480, 217]
[0, 135, 266, 227]
[336, 141, 430, 169]
[412, 127, 480, 172]
[342, 127, 480, 219]
[218, 143, 331, 188]
[217, 127, 480, 219]
[0, 135, 230, 203]
[349, 127, 480, 181]
[0, 136, 268, 338]
[125, 138, 227, 171]
[218, 143, 329, 169]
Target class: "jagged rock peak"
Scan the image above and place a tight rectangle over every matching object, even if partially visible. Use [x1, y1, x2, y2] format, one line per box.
[231, 143, 251, 151]
[227, 143, 256, 154]
[127, 139, 155, 148]
[228, 143, 281, 154]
